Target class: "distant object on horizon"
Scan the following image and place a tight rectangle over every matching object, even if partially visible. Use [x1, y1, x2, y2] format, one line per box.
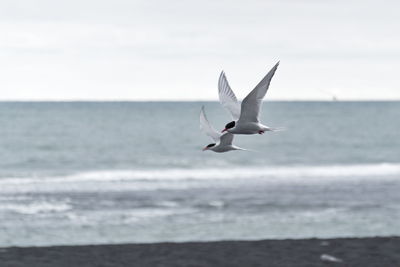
[219, 61, 283, 135]
[199, 106, 245, 153]
[319, 89, 339, 101]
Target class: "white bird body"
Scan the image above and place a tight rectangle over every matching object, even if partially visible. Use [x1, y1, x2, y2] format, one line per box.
[227, 122, 275, 135]
[200, 106, 245, 153]
[219, 62, 281, 135]
[208, 134, 244, 153]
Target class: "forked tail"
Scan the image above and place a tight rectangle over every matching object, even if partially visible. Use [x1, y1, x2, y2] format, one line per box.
[235, 146, 258, 152]
[266, 127, 286, 132]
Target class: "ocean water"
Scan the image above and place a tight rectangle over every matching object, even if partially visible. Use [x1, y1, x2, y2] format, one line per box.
[0, 101, 399, 247]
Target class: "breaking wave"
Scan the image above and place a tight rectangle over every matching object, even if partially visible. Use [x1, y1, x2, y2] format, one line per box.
[1, 163, 399, 185]
[0, 163, 398, 194]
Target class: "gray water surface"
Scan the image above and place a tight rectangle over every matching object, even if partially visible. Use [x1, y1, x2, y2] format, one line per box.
[0, 101, 399, 246]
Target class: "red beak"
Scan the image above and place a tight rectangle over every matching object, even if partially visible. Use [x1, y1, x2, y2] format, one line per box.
[221, 128, 228, 133]
[202, 147, 208, 151]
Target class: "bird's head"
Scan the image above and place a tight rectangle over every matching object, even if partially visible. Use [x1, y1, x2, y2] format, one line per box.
[222, 121, 235, 133]
[202, 143, 216, 151]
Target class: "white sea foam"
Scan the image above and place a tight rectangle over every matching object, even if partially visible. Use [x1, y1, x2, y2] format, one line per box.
[2, 163, 400, 182]
[0, 201, 71, 214]
[0, 163, 399, 193]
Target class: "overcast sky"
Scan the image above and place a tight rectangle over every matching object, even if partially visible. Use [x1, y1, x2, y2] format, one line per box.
[1, 0, 399, 100]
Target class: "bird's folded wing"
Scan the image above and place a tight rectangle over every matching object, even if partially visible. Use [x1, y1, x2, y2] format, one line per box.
[200, 106, 222, 142]
[218, 71, 241, 120]
[238, 61, 279, 123]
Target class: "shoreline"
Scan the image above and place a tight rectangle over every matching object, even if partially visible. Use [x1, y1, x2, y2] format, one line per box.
[1, 237, 399, 267]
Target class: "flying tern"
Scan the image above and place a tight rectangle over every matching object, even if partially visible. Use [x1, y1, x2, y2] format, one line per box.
[219, 61, 281, 135]
[200, 106, 245, 153]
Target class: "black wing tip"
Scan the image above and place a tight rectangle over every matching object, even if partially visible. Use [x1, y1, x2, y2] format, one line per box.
[268, 61, 280, 74]
[200, 106, 208, 124]
[218, 71, 225, 86]
[200, 105, 206, 116]
[264, 61, 280, 74]
[219, 71, 227, 81]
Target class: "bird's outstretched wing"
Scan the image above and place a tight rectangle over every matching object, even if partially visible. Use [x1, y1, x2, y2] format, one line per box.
[200, 106, 222, 142]
[218, 71, 241, 120]
[238, 61, 279, 123]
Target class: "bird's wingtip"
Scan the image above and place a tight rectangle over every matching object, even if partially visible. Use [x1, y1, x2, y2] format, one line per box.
[200, 105, 206, 115]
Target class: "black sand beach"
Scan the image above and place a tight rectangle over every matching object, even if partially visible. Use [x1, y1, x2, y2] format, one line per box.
[1, 237, 399, 267]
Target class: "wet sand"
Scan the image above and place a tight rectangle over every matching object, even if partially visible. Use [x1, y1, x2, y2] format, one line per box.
[1, 237, 399, 267]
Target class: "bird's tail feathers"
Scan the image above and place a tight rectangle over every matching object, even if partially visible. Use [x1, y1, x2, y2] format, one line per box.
[235, 147, 258, 152]
[267, 127, 286, 132]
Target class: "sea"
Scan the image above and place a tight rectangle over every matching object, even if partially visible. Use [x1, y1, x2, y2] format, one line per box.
[0, 101, 399, 247]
